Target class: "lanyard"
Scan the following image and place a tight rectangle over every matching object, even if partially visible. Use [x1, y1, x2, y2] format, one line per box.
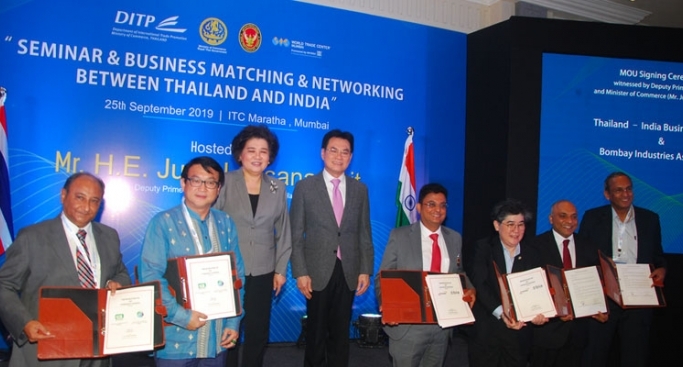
[181, 198, 215, 256]
[615, 208, 634, 260]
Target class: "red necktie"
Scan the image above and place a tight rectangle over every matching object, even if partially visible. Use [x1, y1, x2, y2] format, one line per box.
[562, 239, 572, 269]
[76, 229, 97, 288]
[430, 233, 441, 273]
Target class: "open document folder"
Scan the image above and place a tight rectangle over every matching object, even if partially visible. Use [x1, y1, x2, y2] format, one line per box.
[379, 270, 474, 327]
[38, 281, 166, 359]
[598, 250, 666, 308]
[164, 251, 243, 320]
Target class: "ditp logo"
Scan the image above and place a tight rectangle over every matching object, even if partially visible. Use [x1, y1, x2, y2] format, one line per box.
[114, 11, 186, 33]
[199, 17, 227, 46]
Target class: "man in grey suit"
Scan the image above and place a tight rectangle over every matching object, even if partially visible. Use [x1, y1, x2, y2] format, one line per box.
[0, 172, 131, 367]
[376, 183, 474, 367]
[290, 129, 374, 367]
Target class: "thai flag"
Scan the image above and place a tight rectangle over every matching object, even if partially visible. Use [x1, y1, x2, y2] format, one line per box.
[0, 87, 13, 263]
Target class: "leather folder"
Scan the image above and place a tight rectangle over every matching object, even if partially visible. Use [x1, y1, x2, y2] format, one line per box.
[37, 281, 166, 360]
[493, 262, 517, 322]
[494, 263, 558, 322]
[546, 264, 608, 318]
[379, 270, 467, 324]
[598, 250, 666, 308]
[546, 265, 572, 318]
[164, 251, 242, 316]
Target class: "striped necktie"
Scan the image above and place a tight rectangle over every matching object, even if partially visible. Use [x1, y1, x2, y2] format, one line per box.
[76, 229, 97, 288]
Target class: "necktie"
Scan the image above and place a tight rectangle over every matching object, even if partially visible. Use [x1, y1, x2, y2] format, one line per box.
[76, 229, 97, 288]
[430, 233, 441, 273]
[562, 239, 573, 269]
[332, 178, 343, 260]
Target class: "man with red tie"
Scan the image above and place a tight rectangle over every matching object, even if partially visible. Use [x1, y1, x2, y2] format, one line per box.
[376, 183, 475, 367]
[529, 200, 605, 367]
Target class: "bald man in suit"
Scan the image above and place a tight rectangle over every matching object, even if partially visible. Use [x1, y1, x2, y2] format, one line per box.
[530, 200, 604, 367]
[290, 129, 373, 367]
[0, 172, 131, 367]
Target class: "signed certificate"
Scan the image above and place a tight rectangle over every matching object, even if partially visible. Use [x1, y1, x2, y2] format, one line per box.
[564, 266, 607, 318]
[506, 267, 557, 322]
[103, 285, 155, 355]
[425, 274, 475, 328]
[186, 254, 236, 320]
[616, 264, 659, 306]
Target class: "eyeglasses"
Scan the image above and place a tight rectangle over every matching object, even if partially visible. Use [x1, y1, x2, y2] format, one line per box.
[326, 148, 351, 158]
[424, 202, 448, 210]
[185, 177, 220, 189]
[501, 221, 525, 230]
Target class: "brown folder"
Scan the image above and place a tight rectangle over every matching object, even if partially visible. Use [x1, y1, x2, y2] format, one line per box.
[546, 265, 609, 318]
[546, 265, 572, 318]
[494, 263, 561, 322]
[380, 270, 435, 324]
[164, 252, 242, 315]
[598, 250, 666, 308]
[379, 270, 468, 324]
[37, 281, 166, 360]
[493, 262, 517, 322]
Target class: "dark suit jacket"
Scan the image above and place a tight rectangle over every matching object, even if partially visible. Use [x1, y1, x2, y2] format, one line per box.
[0, 217, 131, 367]
[469, 235, 539, 344]
[214, 168, 291, 276]
[290, 172, 373, 291]
[530, 230, 598, 350]
[578, 205, 665, 269]
[375, 222, 466, 340]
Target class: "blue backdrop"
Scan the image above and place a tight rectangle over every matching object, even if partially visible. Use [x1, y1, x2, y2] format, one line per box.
[537, 53, 683, 254]
[0, 0, 467, 342]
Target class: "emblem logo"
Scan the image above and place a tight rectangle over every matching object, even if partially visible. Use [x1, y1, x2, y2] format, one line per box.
[199, 18, 228, 46]
[239, 23, 262, 52]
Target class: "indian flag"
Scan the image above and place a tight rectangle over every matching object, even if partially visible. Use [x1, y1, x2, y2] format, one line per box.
[395, 131, 417, 227]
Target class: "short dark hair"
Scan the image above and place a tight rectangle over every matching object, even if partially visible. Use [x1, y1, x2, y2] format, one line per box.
[181, 156, 225, 186]
[490, 198, 533, 223]
[63, 172, 105, 193]
[322, 129, 354, 153]
[418, 183, 448, 203]
[231, 125, 280, 167]
[604, 171, 632, 192]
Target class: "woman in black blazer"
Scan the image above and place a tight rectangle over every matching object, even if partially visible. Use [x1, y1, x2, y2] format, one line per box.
[468, 199, 548, 367]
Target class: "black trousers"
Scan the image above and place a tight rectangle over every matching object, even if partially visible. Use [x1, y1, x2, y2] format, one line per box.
[584, 301, 652, 367]
[240, 272, 274, 367]
[304, 259, 355, 367]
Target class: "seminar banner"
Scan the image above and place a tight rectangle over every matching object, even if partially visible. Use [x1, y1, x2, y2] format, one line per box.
[0, 0, 466, 341]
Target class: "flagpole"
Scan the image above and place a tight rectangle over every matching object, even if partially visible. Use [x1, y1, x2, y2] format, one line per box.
[395, 127, 417, 227]
[1, 86, 14, 260]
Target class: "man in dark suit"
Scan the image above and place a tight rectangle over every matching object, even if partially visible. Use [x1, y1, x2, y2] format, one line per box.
[530, 200, 605, 367]
[468, 199, 547, 367]
[0, 172, 131, 367]
[579, 172, 666, 367]
[376, 183, 475, 367]
[290, 129, 374, 367]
